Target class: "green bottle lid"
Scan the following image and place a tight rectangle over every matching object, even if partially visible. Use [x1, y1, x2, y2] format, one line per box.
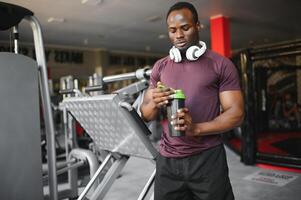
[174, 89, 186, 99]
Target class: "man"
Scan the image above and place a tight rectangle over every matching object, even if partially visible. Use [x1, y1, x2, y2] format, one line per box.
[140, 2, 244, 200]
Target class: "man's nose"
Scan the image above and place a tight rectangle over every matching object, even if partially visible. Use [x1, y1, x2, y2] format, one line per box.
[175, 29, 184, 38]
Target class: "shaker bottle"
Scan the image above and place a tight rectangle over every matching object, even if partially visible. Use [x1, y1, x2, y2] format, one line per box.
[167, 89, 186, 137]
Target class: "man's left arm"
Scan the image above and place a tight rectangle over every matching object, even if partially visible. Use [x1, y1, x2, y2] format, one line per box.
[173, 90, 244, 136]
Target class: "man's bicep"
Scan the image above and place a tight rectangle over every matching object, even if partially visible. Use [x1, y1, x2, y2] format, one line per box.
[219, 90, 244, 111]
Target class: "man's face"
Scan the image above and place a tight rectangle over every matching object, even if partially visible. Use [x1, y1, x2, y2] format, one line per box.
[167, 8, 200, 52]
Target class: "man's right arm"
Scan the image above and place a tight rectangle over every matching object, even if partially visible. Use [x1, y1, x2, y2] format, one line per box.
[140, 85, 174, 122]
[140, 88, 159, 122]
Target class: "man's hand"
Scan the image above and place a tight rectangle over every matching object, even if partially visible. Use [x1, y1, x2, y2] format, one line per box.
[152, 82, 174, 108]
[140, 81, 174, 122]
[171, 108, 196, 136]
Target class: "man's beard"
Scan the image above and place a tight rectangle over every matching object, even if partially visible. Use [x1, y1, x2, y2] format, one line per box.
[178, 38, 199, 53]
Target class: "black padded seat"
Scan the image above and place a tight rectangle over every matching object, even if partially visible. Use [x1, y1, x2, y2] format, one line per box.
[0, 2, 33, 30]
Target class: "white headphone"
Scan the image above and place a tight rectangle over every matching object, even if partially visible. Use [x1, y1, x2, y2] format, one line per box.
[169, 41, 207, 63]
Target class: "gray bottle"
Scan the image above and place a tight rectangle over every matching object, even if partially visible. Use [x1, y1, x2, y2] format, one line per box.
[167, 89, 186, 137]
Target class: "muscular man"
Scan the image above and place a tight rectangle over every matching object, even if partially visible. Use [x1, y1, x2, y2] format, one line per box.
[140, 2, 244, 200]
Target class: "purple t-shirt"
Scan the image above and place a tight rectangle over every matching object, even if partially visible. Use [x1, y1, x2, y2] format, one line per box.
[150, 49, 241, 158]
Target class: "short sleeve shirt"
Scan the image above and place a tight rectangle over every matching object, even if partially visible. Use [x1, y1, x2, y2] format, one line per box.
[150, 49, 241, 158]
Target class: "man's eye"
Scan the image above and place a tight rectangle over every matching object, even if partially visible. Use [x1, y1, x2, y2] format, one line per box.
[182, 26, 190, 31]
[169, 28, 176, 33]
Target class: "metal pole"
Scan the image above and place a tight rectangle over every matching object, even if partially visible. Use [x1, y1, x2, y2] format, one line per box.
[25, 15, 58, 200]
[12, 26, 19, 54]
[240, 51, 256, 165]
[69, 148, 100, 191]
[78, 153, 113, 200]
[43, 160, 84, 181]
[103, 71, 139, 83]
[252, 50, 301, 61]
[103, 68, 151, 83]
[56, 161, 85, 176]
[42, 158, 76, 174]
[90, 156, 128, 200]
[250, 39, 301, 54]
[137, 169, 156, 200]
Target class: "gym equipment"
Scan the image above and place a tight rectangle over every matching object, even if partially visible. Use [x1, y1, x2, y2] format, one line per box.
[0, 53, 43, 200]
[1, 2, 156, 199]
[225, 39, 301, 169]
[60, 79, 158, 200]
[169, 40, 207, 62]
[57, 67, 154, 199]
[0, 2, 58, 199]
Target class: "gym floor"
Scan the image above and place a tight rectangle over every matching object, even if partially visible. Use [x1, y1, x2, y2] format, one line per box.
[95, 146, 301, 200]
[49, 145, 300, 199]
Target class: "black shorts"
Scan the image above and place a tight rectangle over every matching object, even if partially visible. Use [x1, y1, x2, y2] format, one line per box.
[154, 144, 234, 200]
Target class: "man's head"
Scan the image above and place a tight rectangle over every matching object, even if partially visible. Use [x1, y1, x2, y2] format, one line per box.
[166, 2, 200, 52]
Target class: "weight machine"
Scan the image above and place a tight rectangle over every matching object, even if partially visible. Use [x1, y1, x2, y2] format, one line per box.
[0, 2, 58, 199]
[0, 2, 157, 199]
[59, 67, 156, 200]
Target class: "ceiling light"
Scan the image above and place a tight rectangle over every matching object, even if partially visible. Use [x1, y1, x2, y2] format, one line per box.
[81, 0, 104, 6]
[145, 46, 151, 51]
[249, 40, 255, 45]
[47, 17, 65, 23]
[146, 15, 162, 23]
[210, 14, 225, 20]
[83, 39, 89, 45]
[158, 34, 167, 39]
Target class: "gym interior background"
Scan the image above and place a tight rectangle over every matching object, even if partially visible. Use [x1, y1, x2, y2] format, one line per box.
[0, 0, 300, 200]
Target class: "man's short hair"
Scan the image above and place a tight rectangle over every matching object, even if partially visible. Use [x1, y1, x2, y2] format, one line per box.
[166, 2, 199, 24]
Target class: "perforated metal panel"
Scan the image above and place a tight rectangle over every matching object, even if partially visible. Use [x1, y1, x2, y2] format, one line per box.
[62, 94, 154, 159]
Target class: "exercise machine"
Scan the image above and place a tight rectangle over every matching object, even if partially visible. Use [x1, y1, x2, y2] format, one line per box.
[0, 2, 58, 199]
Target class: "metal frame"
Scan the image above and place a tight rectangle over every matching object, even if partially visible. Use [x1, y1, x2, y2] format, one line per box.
[137, 169, 156, 200]
[62, 93, 158, 200]
[24, 15, 58, 200]
[240, 50, 257, 165]
[4, 4, 154, 199]
[57, 69, 154, 199]
[232, 39, 301, 167]
[89, 155, 129, 200]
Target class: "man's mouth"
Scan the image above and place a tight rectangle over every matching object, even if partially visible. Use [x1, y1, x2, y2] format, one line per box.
[175, 41, 187, 48]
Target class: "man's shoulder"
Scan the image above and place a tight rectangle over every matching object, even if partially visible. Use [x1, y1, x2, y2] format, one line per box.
[152, 56, 170, 72]
[154, 56, 170, 66]
[202, 49, 227, 62]
[202, 49, 235, 69]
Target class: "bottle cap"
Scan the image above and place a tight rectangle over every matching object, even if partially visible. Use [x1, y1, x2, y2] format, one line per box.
[174, 90, 185, 99]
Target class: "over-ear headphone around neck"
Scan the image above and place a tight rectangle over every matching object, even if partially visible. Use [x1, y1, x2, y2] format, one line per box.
[169, 41, 207, 63]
